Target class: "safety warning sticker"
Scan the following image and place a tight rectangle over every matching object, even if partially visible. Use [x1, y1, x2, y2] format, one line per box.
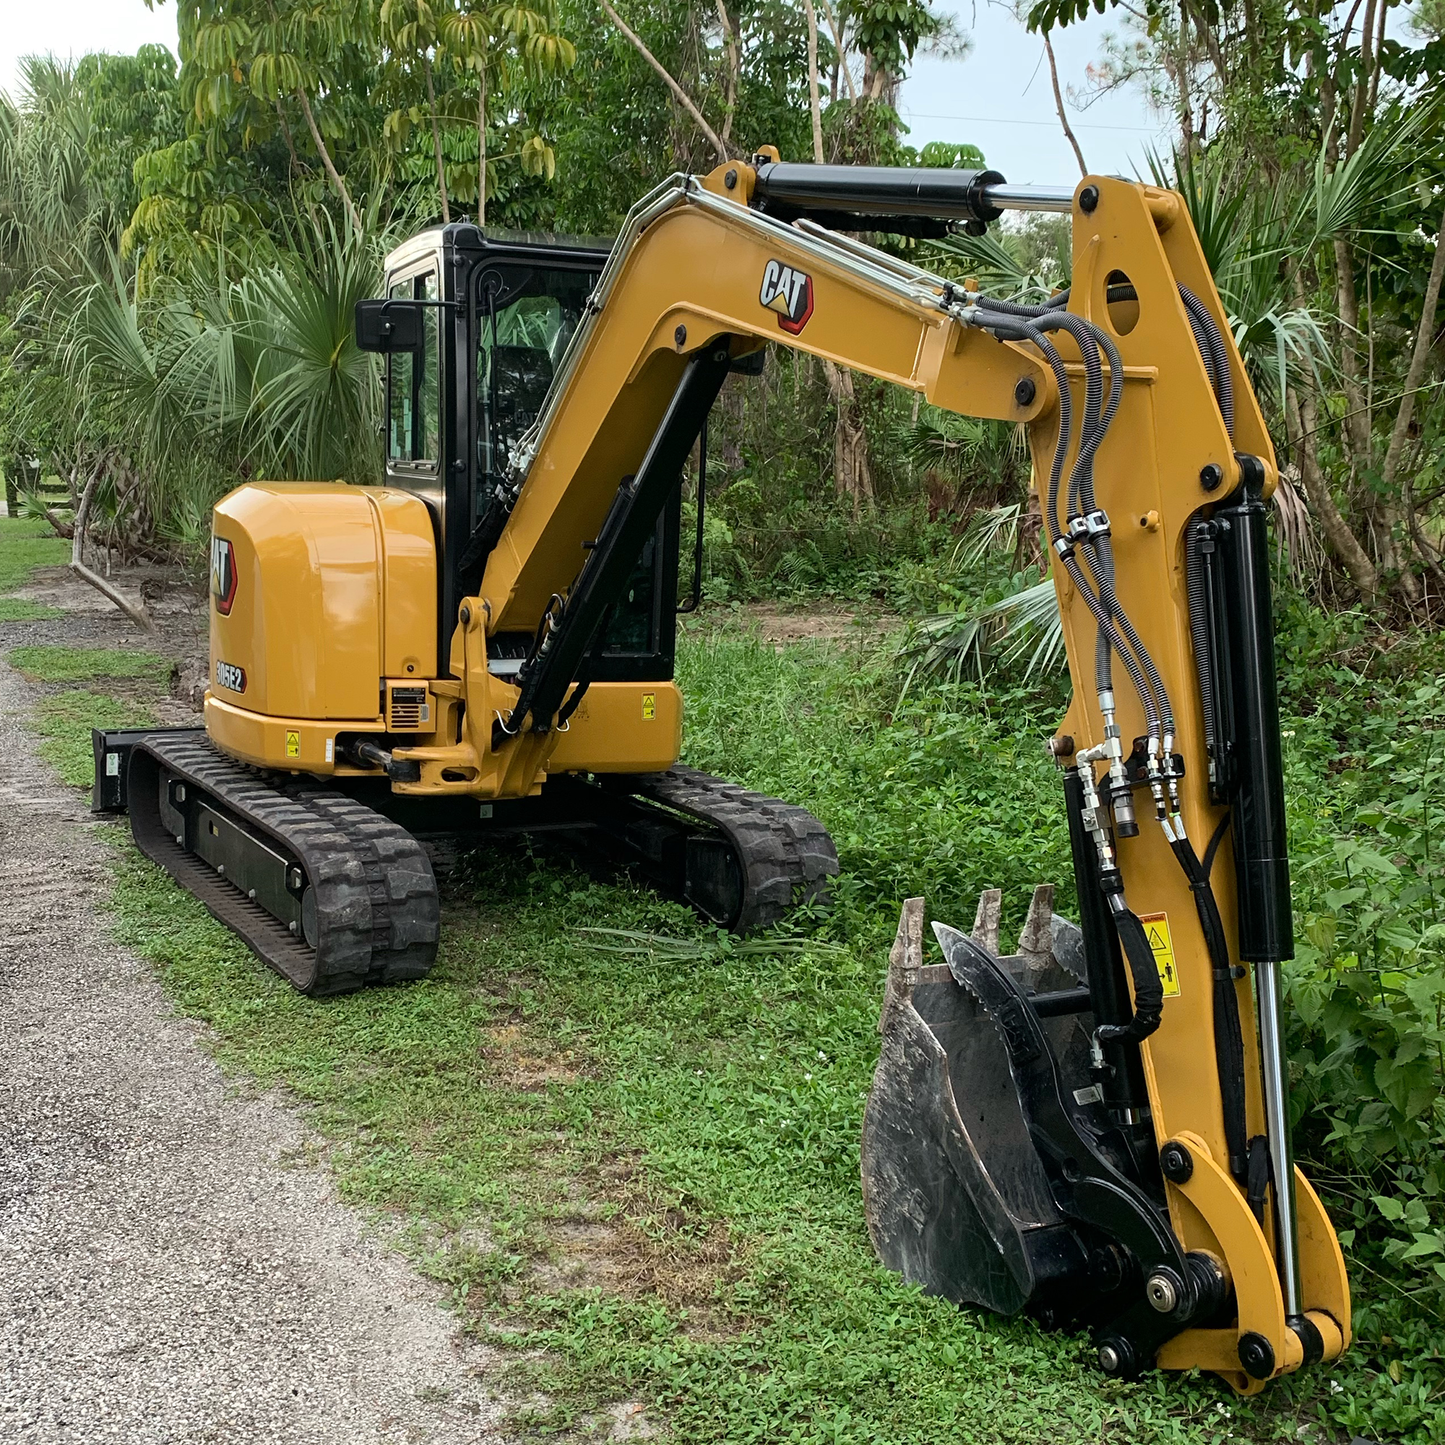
[642, 693, 656, 721]
[1137, 912, 1181, 997]
[286, 730, 300, 759]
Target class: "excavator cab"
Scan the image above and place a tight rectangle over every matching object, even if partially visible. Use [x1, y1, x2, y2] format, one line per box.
[361, 227, 680, 677]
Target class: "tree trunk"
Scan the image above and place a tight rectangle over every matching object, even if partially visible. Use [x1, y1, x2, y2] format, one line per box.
[1381, 199, 1445, 505]
[276, 103, 322, 228]
[1286, 386, 1379, 600]
[827, 365, 874, 518]
[1346, 0, 1378, 161]
[819, 0, 857, 102]
[295, 87, 362, 232]
[715, 0, 740, 144]
[71, 470, 154, 632]
[425, 54, 451, 224]
[803, 0, 874, 513]
[1379, 198, 1445, 604]
[598, 0, 728, 161]
[803, 0, 825, 164]
[1332, 237, 1371, 463]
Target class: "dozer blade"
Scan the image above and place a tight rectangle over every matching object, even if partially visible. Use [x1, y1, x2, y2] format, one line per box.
[860, 886, 1101, 1319]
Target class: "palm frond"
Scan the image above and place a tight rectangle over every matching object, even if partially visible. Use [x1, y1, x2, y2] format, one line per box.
[574, 927, 844, 961]
[898, 577, 1065, 695]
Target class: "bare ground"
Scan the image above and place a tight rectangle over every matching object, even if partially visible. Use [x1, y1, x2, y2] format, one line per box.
[685, 601, 899, 649]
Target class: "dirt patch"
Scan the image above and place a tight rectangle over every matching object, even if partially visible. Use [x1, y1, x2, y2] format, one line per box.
[11, 563, 206, 621]
[686, 602, 900, 649]
[531, 1149, 745, 1334]
[743, 603, 866, 644]
[480, 1020, 586, 1091]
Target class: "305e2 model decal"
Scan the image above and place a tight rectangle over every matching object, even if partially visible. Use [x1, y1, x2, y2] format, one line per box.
[215, 659, 247, 694]
[759, 260, 814, 334]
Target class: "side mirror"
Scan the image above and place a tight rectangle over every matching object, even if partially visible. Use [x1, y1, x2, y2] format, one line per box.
[355, 298, 424, 353]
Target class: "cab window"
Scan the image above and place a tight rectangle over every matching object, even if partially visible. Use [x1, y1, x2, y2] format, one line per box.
[475, 265, 596, 513]
[387, 270, 441, 466]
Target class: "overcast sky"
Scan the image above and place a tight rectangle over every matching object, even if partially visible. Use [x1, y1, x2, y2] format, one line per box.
[0, 0, 1164, 185]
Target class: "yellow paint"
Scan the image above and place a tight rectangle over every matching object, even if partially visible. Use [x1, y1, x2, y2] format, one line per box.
[211, 482, 436, 722]
[1139, 911, 1182, 998]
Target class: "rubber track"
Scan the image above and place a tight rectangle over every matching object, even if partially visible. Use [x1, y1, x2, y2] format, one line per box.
[128, 734, 438, 997]
[630, 765, 839, 933]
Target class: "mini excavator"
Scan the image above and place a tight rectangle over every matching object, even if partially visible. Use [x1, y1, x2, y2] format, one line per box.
[94, 151, 1350, 1390]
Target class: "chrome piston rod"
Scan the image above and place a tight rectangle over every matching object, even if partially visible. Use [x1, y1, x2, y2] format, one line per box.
[980, 183, 1077, 213]
[1255, 958, 1303, 1316]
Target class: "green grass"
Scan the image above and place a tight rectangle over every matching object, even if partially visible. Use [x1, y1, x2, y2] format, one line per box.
[0, 472, 1425, 1444]
[0, 515, 69, 593]
[0, 598, 63, 621]
[36, 690, 157, 786]
[84, 632, 1382, 1445]
[9, 645, 171, 685]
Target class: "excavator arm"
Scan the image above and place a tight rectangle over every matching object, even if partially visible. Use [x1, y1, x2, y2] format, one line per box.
[458, 159, 1349, 1390]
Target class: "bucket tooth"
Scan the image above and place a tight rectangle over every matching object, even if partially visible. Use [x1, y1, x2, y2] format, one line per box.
[862, 888, 1104, 1323]
[970, 887, 1002, 956]
[863, 890, 1098, 1319]
[1015, 884, 1056, 988]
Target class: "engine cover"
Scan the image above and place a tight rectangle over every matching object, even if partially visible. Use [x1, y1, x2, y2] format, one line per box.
[208, 481, 437, 725]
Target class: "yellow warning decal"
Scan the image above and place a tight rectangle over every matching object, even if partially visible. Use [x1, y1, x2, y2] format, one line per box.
[285, 730, 300, 759]
[1138, 911, 1181, 998]
[642, 693, 656, 721]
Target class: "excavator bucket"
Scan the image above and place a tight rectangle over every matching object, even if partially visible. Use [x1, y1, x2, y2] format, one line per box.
[860, 886, 1100, 1321]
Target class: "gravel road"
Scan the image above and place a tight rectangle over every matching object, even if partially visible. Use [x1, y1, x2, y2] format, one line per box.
[0, 644, 513, 1443]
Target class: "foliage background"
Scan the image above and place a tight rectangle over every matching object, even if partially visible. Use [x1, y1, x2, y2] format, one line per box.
[1, 0, 1443, 1437]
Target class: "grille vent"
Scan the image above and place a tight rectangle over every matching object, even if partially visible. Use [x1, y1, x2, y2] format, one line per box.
[388, 685, 431, 731]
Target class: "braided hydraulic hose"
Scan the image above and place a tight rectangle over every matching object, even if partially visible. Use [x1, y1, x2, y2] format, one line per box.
[1179, 285, 1234, 438]
[983, 308, 1163, 738]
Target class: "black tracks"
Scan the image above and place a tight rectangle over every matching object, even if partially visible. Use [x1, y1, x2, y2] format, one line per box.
[123, 732, 834, 994]
[128, 734, 439, 997]
[624, 766, 839, 933]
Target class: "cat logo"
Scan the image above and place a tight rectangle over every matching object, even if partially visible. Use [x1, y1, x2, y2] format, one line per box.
[210, 534, 238, 617]
[759, 259, 814, 334]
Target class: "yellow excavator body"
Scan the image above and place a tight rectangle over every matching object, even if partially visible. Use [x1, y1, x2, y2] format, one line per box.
[95, 154, 1350, 1392]
[207, 480, 680, 782]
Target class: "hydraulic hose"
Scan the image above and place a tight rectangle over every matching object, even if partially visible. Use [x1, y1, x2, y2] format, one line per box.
[994, 311, 1162, 739]
[1097, 891, 1166, 1045]
[1022, 303, 1173, 743]
[1171, 824, 1250, 1179]
[1179, 284, 1234, 438]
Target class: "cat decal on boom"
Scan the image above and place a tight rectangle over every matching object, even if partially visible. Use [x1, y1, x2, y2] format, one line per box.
[759, 259, 814, 333]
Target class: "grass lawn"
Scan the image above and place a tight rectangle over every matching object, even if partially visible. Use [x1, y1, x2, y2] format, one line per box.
[6, 645, 173, 790]
[87, 632, 1373, 1444]
[0, 514, 69, 597]
[1, 499, 1424, 1441]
